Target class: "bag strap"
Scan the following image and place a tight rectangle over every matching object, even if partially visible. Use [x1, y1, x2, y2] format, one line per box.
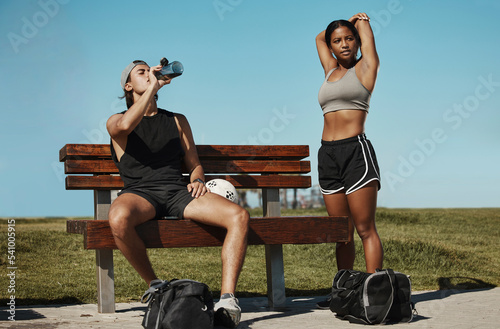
[332, 270, 369, 300]
[177, 282, 207, 297]
[372, 269, 395, 324]
[336, 270, 366, 290]
[343, 314, 370, 325]
[335, 270, 353, 289]
[155, 293, 170, 329]
[141, 280, 171, 304]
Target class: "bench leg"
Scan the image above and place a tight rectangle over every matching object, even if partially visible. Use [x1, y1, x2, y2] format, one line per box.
[263, 188, 286, 308]
[265, 244, 286, 308]
[94, 190, 117, 313]
[96, 249, 115, 313]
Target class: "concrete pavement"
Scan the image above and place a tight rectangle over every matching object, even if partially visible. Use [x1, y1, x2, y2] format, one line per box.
[1, 288, 499, 328]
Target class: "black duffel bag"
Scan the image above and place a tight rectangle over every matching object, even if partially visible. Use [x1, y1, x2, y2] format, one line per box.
[329, 269, 415, 324]
[141, 279, 214, 329]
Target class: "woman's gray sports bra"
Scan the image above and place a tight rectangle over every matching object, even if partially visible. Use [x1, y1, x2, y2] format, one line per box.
[318, 66, 371, 115]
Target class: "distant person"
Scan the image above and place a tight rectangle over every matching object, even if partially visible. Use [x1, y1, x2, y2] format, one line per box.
[315, 12, 384, 305]
[106, 60, 249, 328]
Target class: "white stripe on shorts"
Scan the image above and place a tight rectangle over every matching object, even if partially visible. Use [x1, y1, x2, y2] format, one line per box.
[320, 185, 345, 195]
[345, 135, 380, 195]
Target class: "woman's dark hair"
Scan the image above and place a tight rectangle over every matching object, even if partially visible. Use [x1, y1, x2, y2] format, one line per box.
[325, 19, 361, 50]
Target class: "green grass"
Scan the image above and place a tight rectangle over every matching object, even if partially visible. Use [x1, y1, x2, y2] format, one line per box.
[1, 208, 499, 305]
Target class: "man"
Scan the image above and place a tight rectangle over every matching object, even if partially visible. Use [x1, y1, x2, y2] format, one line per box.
[106, 60, 249, 328]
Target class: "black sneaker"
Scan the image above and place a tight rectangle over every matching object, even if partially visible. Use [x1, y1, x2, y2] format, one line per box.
[316, 296, 332, 310]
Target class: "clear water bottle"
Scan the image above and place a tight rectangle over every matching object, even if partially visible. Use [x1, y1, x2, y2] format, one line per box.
[155, 57, 184, 80]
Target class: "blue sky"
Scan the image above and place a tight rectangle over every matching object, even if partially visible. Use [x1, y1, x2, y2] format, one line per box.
[1, 0, 499, 217]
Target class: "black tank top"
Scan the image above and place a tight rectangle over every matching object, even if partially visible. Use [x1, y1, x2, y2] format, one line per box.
[110, 109, 185, 188]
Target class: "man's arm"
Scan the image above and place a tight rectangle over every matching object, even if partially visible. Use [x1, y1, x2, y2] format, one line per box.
[107, 65, 167, 140]
[174, 113, 208, 198]
[107, 65, 171, 161]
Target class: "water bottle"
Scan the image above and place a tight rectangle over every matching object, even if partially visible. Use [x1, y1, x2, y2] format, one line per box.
[155, 57, 184, 80]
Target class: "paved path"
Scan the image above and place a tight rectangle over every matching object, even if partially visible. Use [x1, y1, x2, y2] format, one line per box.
[1, 288, 499, 328]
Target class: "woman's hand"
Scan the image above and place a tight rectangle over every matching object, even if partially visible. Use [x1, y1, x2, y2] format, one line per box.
[349, 12, 370, 25]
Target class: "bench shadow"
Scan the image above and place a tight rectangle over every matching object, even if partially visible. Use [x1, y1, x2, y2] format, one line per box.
[5, 308, 47, 321]
[0, 297, 83, 321]
[217, 291, 330, 329]
[115, 305, 147, 313]
[211, 288, 331, 299]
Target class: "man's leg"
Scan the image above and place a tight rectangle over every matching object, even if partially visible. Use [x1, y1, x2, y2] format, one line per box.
[108, 193, 158, 285]
[183, 192, 249, 328]
[183, 192, 249, 294]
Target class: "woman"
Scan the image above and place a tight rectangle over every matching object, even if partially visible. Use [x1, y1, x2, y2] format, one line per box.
[315, 13, 383, 276]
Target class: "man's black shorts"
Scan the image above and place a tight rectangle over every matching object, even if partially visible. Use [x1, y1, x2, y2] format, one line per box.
[118, 181, 195, 219]
[318, 134, 381, 195]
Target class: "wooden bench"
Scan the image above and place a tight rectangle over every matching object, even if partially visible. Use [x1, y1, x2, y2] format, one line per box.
[60, 144, 348, 313]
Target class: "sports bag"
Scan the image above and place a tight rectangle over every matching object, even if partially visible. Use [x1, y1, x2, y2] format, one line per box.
[329, 269, 415, 324]
[141, 279, 214, 329]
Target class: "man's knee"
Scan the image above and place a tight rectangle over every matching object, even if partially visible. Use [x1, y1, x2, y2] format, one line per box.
[108, 207, 133, 240]
[229, 207, 250, 231]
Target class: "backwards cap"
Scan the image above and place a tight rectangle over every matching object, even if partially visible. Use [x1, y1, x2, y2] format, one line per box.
[121, 60, 148, 89]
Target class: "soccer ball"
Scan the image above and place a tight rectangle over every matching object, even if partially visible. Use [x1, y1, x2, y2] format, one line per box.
[206, 179, 239, 204]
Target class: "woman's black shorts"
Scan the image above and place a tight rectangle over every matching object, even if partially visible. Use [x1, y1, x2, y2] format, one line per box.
[318, 134, 381, 195]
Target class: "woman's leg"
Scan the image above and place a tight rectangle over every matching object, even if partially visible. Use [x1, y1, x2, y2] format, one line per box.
[346, 181, 383, 273]
[323, 192, 356, 270]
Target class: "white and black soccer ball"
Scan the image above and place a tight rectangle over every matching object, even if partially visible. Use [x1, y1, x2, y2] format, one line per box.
[206, 179, 238, 204]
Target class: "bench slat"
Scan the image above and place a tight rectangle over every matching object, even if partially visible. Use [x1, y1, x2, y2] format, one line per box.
[65, 175, 312, 190]
[65, 160, 118, 174]
[67, 216, 349, 249]
[60, 144, 111, 161]
[65, 159, 310, 175]
[60, 144, 309, 161]
[195, 145, 309, 160]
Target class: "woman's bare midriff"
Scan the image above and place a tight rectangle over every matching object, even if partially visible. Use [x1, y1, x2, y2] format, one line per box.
[322, 110, 367, 141]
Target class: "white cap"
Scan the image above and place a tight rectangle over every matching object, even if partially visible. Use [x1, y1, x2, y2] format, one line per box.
[120, 60, 148, 89]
